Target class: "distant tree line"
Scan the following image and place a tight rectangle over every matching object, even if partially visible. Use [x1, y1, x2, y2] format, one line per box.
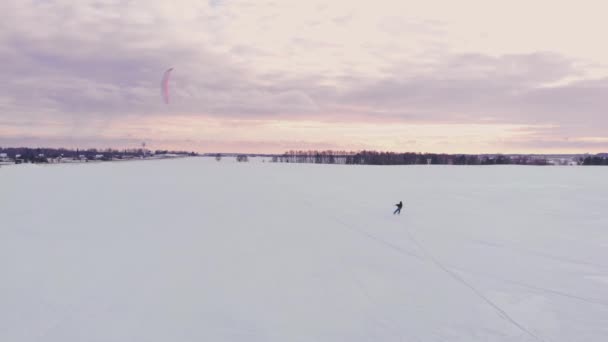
[581, 155, 608, 165]
[0, 147, 197, 163]
[236, 155, 249, 162]
[271, 150, 559, 165]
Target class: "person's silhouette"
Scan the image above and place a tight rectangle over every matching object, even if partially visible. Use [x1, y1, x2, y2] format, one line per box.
[393, 201, 403, 215]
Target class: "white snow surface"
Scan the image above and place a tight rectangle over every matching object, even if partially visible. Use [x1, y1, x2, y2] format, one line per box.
[1, 157, 607, 341]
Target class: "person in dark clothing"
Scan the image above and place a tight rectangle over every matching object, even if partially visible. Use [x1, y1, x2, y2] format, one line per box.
[393, 201, 403, 215]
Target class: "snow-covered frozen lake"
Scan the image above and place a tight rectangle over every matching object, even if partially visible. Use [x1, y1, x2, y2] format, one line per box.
[1, 158, 607, 341]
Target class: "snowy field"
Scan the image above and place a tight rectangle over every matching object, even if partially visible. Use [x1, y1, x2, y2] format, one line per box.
[1, 157, 607, 342]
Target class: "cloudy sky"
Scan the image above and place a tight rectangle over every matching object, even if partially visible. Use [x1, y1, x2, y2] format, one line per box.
[1, 0, 607, 153]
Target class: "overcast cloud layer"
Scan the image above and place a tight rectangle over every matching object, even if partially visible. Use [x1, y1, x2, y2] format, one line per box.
[1, 0, 607, 153]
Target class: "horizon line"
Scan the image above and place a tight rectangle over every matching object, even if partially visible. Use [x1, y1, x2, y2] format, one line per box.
[1, 145, 606, 156]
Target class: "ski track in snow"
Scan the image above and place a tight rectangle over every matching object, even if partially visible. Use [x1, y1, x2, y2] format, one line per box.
[451, 266, 608, 308]
[469, 239, 608, 271]
[297, 195, 545, 342]
[401, 229, 545, 342]
[283, 166, 606, 341]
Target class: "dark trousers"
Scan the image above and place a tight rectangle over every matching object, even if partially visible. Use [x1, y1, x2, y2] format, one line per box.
[394, 207, 401, 215]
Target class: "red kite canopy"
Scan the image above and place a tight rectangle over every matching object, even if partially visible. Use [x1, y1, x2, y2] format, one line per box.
[161, 68, 173, 104]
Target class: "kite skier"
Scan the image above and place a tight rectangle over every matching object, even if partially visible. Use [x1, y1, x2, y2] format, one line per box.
[393, 201, 403, 215]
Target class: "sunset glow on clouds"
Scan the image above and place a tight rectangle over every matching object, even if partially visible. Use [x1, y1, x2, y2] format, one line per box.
[1, 0, 607, 153]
